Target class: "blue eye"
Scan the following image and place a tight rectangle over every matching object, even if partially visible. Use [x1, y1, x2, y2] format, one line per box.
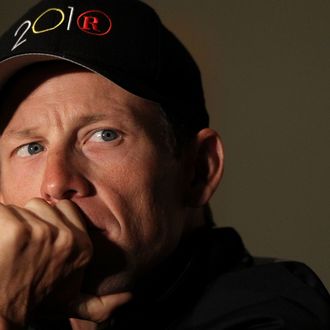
[17, 142, 44, 157]
[90, 129, 119, 142]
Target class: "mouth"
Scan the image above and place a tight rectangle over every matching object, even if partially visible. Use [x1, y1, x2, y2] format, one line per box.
[73, 202, 107, 234]
[85, 220, 103, 233]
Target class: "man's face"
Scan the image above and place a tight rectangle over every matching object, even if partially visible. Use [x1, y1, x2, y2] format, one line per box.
[0, 63, 189, 295]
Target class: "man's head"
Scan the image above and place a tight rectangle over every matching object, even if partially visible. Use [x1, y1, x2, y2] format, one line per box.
[0, 0, 209, 137]
[0, 0, 224, 296]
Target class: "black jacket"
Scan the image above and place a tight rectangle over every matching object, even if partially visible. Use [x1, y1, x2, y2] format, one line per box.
[29, 227, 330, 329]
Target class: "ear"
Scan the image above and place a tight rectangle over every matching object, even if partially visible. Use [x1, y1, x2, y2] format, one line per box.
[184, 128, 224, 207]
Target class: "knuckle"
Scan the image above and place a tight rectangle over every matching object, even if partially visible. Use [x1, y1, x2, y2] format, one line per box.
[11, 222, 30, 237]
[5, 222, 31, 247]
[24, 197, 45, 208]
[33, 221, 53, 241]
[67, 234, 93, 268]
[58, 227, 75, 252]
[56, 199, 73, 210]
[77, 244, 93, 266]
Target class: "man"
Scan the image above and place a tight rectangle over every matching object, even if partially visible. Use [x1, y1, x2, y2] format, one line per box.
[0, 0, 328, 329]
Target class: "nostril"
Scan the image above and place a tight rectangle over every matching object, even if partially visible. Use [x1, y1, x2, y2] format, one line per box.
[42, 189, 79, 203]
[62, 189, 79, 200]
[40, 157, 93, 201]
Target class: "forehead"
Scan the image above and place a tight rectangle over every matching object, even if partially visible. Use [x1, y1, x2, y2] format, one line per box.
[0, 61, 161, 132]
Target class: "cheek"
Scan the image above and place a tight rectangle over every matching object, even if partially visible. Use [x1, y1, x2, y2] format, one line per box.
[90, 150, 183, 251]
[0, 160, 43, 205]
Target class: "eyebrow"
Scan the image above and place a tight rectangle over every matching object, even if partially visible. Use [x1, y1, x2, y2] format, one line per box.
[3, 113, 113, 139]
[3, 127, 40, 139]
[76, 114, 110, 124]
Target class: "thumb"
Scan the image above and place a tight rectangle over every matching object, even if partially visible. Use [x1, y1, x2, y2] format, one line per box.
[68, 292, 132, 323]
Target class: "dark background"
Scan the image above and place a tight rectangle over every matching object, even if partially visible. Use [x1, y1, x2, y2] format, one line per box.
[1, 0, 329, 290]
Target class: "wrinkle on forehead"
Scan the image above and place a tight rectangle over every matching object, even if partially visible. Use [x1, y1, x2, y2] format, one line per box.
[3, 114, 109, 140]
[0, 61, 160, 135]
[0, 61, 81, 133]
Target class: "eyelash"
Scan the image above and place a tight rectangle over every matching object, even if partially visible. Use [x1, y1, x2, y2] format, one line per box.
[14, 128, 122, 157]
[15, 141, 45, 158]
[88, 128, 121, 143]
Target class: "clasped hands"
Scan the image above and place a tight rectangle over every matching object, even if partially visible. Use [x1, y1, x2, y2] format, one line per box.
[0, 198, 131, 329]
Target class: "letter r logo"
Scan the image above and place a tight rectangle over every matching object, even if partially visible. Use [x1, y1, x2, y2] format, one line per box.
[77, 10, 112, 36]
[82, 16, 100, 32]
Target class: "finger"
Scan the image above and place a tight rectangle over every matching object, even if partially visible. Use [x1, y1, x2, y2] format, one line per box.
[53, 200, 93, 263]
[3, 205, 60, 245]
[0, 203, 25, 224]
[68, 292, 132, 323]
[24, 198, 87, 233]
[24, 198, 68, 229]
[24, 198, 92, 260]
[55, 199, 88, 233]
[0, 204, 33, 250]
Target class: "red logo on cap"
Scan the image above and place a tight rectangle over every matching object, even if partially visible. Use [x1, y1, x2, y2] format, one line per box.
[77, 10, 112, 36]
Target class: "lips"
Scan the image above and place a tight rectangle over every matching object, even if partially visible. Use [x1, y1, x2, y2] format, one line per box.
[71, 200, 107, 233]
[85, 218, 103, 232]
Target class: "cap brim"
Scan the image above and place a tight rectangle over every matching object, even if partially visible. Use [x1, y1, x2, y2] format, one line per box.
[0, 53, 102, 91]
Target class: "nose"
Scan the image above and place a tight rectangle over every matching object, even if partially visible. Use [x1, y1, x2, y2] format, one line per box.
[40, 150, 92, 203]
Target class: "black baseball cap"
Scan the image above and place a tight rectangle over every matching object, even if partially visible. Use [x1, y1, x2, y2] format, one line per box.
[0, 0, 209, 134]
